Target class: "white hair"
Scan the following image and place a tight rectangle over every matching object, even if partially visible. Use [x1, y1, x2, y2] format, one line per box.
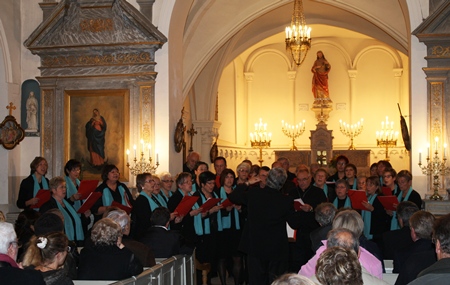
[159, 171, 172, 180]
[0, 222, 16, 254]
[106, 210, 130, 232]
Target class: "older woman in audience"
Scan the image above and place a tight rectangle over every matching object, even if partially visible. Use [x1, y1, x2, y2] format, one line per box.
[299, 209, 383, 279]
[271, 273, 316, 285]
[77, 218, 143, 280]
[106, 209, 156, 267]
[14, 209, 40, 261]
[91, 164, 134, 223]
[22, 232, 72, 285]
[159, 172, 174, 206]
[40, 177, 87, 246]
[17, 156, 50, 209]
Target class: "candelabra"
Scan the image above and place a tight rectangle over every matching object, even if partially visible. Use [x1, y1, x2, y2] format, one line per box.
[376, 116, 398, 161]
[126, 140, 159, 176]
[339, 119, 364, 150]
[281, 120, 305, 151]
[250, 118, 272, 166]
[418, 137, 450, 200]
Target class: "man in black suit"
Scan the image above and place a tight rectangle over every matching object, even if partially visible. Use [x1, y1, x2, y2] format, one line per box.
[288, 168, 327, 272]
[310, 202, 336, 252]
[382, 201, 419, 259]
[140, 207, 180, 258]
[408, 213, 450, 285]
[394, 210, 436, 284]
[228, 167, 296, 285]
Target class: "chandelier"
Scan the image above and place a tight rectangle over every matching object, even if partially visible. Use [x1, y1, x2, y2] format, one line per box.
[285, 0, 311, 66]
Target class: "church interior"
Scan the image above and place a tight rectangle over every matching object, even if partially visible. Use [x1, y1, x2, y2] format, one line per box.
[0, 0, 449, 216]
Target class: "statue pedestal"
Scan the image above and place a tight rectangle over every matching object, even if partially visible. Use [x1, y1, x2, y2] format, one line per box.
[311, 104, 333, 123]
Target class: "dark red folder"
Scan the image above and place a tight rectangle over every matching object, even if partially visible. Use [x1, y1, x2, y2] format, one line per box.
[77, 180, 99, 200]
[111, 201, 132, 214]
[378, 195, 399, 211]
[348, 190, 368, 211]
[200, 198, 222, 213]
[77, 192, 102, 214]
[382, 187, 393, 197]
[174, 196, 199, 217]
[31, 189, 51, 208]
[220, 198, 233, 208]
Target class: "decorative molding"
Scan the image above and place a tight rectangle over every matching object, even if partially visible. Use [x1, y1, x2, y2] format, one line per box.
[80, 18, 114, 33]
[41, 52, 152, 67]
[432, 45, 450, 57]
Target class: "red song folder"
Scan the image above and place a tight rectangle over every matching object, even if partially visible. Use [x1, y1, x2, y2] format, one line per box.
[200, 198, 222, 213]
[294, 198, 305, 211]
[220, 198, 233, 208]
[382, 187, 393, 197]
[77, 192, 102, 214]
[111, 201, 133, 214]
[77, 180, 100, 200]
[31, 189, 51, 209]
[174, 196, 199, 217]
[348, 190, 368, 211]
[377, 195, 399, 211]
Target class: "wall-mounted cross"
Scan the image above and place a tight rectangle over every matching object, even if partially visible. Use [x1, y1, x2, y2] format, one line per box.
[6, 102, 16, 116]
[187, 124, 197, 152]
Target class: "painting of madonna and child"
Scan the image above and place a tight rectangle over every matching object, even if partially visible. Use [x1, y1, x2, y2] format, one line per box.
[66, 90, 129, 182]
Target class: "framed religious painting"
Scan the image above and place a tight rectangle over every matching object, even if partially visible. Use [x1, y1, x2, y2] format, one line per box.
[64, 89, 130, 182]
[0, 111, 25, 150]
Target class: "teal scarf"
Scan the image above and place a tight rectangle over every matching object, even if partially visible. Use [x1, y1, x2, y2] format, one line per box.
[139, 191, 161, 212]
[191, 184, 198, 194]
[219, 186, 240, 230]
[362, 194, 377, 240]
[56, 199, 84, 241]
[391, 186, 413, 230]
[102, 184, 131, 207]
[193, 192, 223, 235]
[158, 190, 172, 207]
[333, 196, 351, 209]
[315, 183, 328, 199]
[32, 174, 49, 196]
[65, 176, 81, 211]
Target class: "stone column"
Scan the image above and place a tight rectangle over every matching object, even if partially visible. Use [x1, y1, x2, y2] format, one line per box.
[137, 0, 156, 22]
[192, 120, 221, 164]
[348, 70, 357, 122]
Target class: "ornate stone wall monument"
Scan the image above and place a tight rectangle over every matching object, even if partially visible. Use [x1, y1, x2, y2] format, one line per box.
[24, 0, 167, 178]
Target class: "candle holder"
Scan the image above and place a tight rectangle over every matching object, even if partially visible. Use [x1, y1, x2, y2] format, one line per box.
[250, 118, 272, 166]
[339, 119, 363, 150]
[126, 141, 159, 176]
[281, 120, 305, 150]
[376, 116, 398, 161]
[418, 138, 450, 200]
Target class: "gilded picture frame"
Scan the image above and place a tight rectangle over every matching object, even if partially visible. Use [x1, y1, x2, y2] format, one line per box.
[64, 89, 130, 182]
[0, 115, 25, 150]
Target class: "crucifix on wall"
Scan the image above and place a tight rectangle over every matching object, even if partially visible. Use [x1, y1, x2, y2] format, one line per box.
[187, 124, 197, 153]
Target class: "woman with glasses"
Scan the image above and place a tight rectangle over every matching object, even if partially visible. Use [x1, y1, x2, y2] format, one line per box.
[167, 172, 203, 255]
[91, 164, 134, 223]
[40, 177, 86, 246]
[158, 172, 174, 207]
[22, 232, 72, 285]
[235, 161, 251, 185]
[131, 173, 162, 239]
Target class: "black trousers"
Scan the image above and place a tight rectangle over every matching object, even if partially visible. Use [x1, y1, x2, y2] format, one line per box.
[247, 254, 288, 285]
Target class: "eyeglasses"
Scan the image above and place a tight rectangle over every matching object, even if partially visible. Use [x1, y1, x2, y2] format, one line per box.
[162, 180, 174, 183]
[145, 179, 155, 184]
[67, 246, 72, 252]
[239, 169, 249, 173]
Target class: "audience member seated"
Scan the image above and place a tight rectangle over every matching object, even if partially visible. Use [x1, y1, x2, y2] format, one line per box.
[0, 222, 45, 285]
[382, 201, 418, 260]
[310, 228, 388, 285]
[22, 232, 72, 285]
[16, 156, 50, 210]
[0, 210, 5, 222]
[270, 273, 316, 285]
[140, 207, 180, 258]
[77, 218, 143, 280]
[315, 246, 363, 285]
[408, 213, 450, 284]
[14, 209, 40, 261]
[299, 209, 383, 279]
[106, 209, 156, 267]
[33, 211, 78, 280]
[394, 210, 436, 285]
[310, 202, 336, 252]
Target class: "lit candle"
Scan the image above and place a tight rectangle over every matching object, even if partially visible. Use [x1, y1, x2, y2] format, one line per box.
[148, 143, 151, 158]
[435, 137, 439, 151]
[285, 27, 289, 38]
[133, 144, 137, 158]
[156, 151, 159, 164]
[141, 139, 145, 153]
[126, 149, 129, 163]
[419, 149, 422, 164]
[445, 143, 447, 158]
[427, 143, 430, 158]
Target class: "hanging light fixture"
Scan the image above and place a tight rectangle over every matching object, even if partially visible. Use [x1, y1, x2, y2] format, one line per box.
[285, 0, 311, 66]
